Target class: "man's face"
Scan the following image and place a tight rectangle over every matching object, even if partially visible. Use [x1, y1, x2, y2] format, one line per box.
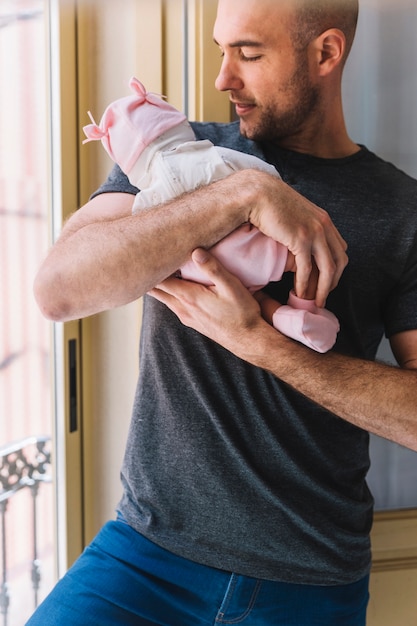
[213, 0, 320, 144]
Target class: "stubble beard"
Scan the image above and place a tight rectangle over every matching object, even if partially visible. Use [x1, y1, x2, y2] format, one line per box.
[240, 63, 320, 144]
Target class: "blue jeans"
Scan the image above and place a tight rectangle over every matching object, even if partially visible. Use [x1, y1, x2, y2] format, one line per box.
[26, 517, 369, 625]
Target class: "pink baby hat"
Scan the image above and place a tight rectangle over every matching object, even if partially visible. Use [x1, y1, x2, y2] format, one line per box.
[83, 77, 187, 174]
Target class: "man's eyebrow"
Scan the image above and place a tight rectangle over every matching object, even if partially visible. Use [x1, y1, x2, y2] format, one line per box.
[213, 38, 263, 48]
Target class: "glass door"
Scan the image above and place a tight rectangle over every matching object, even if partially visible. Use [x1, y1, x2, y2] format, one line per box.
[0, 1, 68, 623]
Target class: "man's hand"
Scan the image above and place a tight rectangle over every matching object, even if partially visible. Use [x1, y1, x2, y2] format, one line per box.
[149, 248, 269, 353]
[150, 247, 417, 452]
[244, 170, 348, 307]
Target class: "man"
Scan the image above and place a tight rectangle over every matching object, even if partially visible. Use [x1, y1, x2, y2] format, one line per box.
[29, 0, 417, 624]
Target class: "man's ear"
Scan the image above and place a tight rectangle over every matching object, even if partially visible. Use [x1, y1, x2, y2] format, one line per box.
[313, 29, 346, 76]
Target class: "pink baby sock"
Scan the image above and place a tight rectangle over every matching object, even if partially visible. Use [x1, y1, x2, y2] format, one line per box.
[272, 291, 340, 353]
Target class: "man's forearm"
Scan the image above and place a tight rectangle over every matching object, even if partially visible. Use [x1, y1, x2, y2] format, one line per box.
[150, 249, 417, 452]
[34, 175, 253, 321]
[34, 168, 347, 322]
[237, 321, 417, 451]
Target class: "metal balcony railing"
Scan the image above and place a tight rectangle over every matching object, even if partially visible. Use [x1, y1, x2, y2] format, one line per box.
[0, 436, 51, 626]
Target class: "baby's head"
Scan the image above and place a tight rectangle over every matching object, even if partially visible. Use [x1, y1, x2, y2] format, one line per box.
[83, 77, 194, 175]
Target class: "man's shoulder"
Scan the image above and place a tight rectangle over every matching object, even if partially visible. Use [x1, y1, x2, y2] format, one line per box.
[361, 147, 417, 189]
[364, 150, 417, 219]
[190, 120, 264, 159]
[189, 120, 240, 145]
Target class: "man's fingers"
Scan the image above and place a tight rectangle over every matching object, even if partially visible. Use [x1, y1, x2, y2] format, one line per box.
[315, 230, 348, 306]
[148, 283, 180, 309]
[293, 223, 348, 307]
[293, 253, 313, 301]
[188, 247, 240, 292]
[148, 249, 264, 344]
[250, 177, 348, 306]
[149, 248, 233, 315]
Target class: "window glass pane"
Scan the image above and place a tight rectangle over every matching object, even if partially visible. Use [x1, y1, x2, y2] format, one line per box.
[0, 0, 55, 622]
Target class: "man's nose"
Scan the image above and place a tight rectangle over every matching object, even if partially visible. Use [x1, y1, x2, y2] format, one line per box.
[215, 57, 244, 92]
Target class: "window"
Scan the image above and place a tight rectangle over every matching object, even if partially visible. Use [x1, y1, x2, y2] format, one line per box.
[0, 1, 55, 622]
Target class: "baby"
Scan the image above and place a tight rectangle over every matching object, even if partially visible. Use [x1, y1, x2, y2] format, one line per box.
[83, 77, 339, 353]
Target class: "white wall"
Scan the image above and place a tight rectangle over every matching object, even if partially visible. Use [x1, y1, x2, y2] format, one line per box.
[344, 0, 417, 179]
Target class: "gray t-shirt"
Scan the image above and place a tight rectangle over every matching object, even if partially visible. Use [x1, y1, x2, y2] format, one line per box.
[92, 121, 417, 585]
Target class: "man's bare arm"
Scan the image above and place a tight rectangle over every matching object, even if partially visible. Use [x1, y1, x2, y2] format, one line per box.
[34, 179, 249, 321]
[34, 170, 347, 322]
[150, 249, 417, 452]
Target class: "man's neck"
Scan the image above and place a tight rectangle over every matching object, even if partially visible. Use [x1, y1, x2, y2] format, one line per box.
[277, 135, 360, 159]
[272, 96, 359, 158]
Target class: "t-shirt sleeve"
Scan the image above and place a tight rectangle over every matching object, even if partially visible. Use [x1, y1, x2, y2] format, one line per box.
[90, 164, 139, 199]
[384, 235, 417, 337]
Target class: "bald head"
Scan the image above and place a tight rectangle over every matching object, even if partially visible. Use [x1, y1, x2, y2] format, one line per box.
[216, 0, 359, 62]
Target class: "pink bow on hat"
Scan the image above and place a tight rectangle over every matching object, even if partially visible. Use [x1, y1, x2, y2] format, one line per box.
[82, 78, 167, 142]
[82, 76, 187, 174]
